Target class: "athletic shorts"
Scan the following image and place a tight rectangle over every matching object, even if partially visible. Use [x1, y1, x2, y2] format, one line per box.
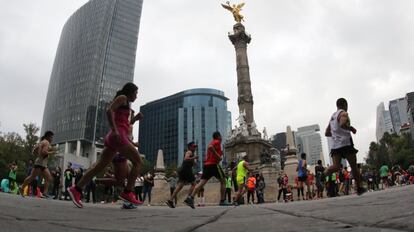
[330, 145, 358, 159]
[178, 168, 196, 185]
[201, 164, 225, 181]
[104, 128, 130, 151]
[236, 176, 246, 186]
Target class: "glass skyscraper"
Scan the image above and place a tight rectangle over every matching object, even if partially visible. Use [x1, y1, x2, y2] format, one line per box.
[389, 98, 408, 135]
[138, 88, 231, 169]
[41, 0, 143, 167]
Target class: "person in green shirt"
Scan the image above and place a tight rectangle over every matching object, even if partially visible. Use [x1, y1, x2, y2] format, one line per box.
[225, 173, 232, 203]
[379, 164, 389, 189]
[233, 154, 252, 206]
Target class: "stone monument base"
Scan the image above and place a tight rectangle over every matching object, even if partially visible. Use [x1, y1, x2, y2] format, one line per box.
[225, 136, 274, 169]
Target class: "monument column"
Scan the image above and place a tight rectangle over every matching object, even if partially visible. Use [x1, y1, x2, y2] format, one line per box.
[229, 23, 254, 125]
[283, 126, 299, 186]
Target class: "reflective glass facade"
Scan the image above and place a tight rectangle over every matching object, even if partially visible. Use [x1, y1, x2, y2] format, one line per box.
[42, 0, 143, 144]
[139, 89, 231, 168]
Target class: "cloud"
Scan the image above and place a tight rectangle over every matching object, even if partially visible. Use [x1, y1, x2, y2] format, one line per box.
[1, 0, 413, 164]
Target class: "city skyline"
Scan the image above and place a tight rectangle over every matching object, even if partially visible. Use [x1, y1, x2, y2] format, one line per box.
[1, 1, 414, 164]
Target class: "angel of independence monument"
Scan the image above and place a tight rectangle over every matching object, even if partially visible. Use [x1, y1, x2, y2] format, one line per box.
[221, 2, 281, 177]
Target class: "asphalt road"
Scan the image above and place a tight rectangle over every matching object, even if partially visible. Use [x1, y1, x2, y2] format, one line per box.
[1, 185, 413, 232]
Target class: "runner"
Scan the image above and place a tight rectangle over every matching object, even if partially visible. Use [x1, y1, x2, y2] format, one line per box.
[165, 142, 199, 208]
[296, 153, 307, 200]
[184, 131, 227, 208]
[232, 154, 251, 206]
[324, 98, 366, 195]
[20, 131, 57, 198]
[68, 82, 142, 208]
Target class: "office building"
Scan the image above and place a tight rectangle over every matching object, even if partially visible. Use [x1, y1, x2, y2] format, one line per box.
[295, 124, 325, 166]
[138, 88, 231, 169]
[389, 98, 408, 134]
[41, 0, 143, 168]
[376, 102, 394, 142]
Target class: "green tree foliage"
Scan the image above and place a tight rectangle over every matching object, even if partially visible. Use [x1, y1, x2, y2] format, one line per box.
[0, 123, 40, 182]
[165, 163, 178, 177]
[366, 132, 414, 170]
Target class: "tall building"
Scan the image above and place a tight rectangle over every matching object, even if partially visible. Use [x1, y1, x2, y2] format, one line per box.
[295, 124, 325, 166]
[41, 0, 143, 168]
[376, 102, 394, 142]
[389, 98, 408, 135]
[406, 92, 414, 141]
[138, 88, 231, 169]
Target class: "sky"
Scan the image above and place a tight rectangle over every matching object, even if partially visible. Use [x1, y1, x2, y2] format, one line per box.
[1, 0, 414, 164]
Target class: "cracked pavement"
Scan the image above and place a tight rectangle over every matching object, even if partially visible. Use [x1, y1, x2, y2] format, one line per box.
[1, 185, 413, 232]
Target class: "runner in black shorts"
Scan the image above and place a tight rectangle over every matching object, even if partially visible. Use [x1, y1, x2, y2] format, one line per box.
[165, 142, 198, 208]
[184, 132, 227, 208]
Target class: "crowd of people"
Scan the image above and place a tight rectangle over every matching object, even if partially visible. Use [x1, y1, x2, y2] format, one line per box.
[1, 86, 413, 210]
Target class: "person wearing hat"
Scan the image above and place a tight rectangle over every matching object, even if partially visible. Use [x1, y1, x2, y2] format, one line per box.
[165, 142, 199, 208]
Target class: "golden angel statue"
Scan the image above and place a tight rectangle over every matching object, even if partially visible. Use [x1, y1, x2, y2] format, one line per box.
[221, 1, 245, 23]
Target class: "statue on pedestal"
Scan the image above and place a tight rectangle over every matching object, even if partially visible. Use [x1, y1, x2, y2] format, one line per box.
[221, 1, 245, 23]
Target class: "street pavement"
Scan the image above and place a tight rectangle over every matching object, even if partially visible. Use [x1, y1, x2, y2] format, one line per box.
[1, 185, 413, 232]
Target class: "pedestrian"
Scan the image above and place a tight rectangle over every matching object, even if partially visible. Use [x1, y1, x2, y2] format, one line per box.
[324, 98, 366, 195]
[277, 172, 288, 202]
[134, 174, 144, 202]
[85, 176, 97, 203]
[233, 154, 252, 206]
[165, 142, 199, 208]
[225, 173, 232, 204]
[246, 172, 256, 204]
[296, 153, 308, 200]
[52, 166, 61, 199]
[143, 172, 154, 206]
[314, 160, 325, 199]
[184, 131, 227, 208]
[63, 163, 74, 200]
[20, 131, 57, 198]
[166, 171, 178, 206]
[256, 173, 265, 204]
[379, 164, 389, 189]
[8, 162, 18, 194]
[68, 83, 143, 208]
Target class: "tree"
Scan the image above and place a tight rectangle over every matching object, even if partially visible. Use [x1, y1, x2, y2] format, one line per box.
[23, 123, 40, 155]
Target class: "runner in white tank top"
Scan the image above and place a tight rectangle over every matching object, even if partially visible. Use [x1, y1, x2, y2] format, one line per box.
[324, 98, 366, 195]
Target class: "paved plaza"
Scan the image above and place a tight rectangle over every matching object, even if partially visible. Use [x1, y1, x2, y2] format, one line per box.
[1, 185, 413, 232]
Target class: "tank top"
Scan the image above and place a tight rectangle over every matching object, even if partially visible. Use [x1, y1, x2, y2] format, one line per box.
[236, 160, 248, 180]
[181, 151, 195, 171]
[298, 159, 307, 177]
[114, 102, 131, 132]
[329, 109, 352, 149]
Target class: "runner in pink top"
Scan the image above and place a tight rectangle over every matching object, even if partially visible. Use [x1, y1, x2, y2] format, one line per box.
[68, 82, 143, 208]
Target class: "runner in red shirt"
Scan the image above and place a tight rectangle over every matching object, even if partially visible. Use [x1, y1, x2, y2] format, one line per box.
[184, 131, 227, 208]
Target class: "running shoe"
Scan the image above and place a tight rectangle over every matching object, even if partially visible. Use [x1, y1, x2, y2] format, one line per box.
[119, 191, 143, 206]
[219, 200, 231, 206]
[184, 196, 195, 209]
[165, 200, 175, 208]
[68, 186, 83, 208]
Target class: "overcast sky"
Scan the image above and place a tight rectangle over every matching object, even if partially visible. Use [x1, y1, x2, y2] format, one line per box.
[1, 0, 414, 164]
